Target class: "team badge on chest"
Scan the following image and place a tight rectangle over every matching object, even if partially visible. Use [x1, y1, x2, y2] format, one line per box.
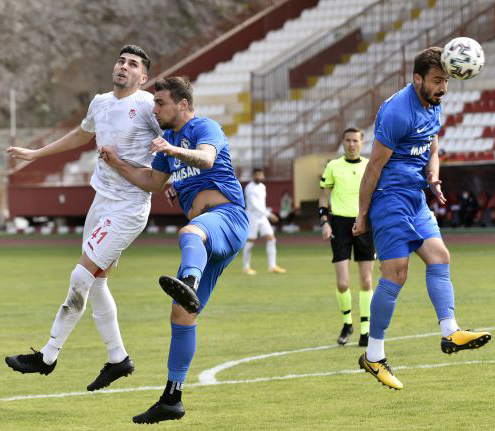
[174, 137, 191, 168]
[180, 137, 190, 149]
[129, 109, 136, 119]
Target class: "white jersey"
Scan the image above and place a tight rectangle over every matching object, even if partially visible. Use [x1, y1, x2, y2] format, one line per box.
[244, 181, 270, 217]
[81, 90, 162, 202]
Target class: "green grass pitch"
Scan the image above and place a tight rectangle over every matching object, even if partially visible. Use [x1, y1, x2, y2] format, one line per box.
[1, 237, 494, 430]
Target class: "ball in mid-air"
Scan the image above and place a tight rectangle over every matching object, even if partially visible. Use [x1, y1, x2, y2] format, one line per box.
[441, 37, 484, 80]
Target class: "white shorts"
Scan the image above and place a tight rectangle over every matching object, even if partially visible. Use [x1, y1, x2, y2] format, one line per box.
[82, 193, 151, 270]
[247, 213, 274, 239]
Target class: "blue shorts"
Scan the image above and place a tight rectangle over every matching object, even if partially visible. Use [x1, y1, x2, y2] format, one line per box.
[369, 188, 441, 261]
[185, 203, 248, 312]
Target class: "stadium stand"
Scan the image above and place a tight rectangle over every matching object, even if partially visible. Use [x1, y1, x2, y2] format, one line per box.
[6, 0, 495, 220]
[252, 0, 494, 178]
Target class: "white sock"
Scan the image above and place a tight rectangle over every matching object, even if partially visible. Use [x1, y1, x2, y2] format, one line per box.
[243, 241, 254, 269]
[439, 318, 459, 337]
[266, 239, 277, 268]
[88, 277, 127, 363]
[41, 264, 95, 364]
[366, 336, 385, 362]
[40, 344, 60, 365]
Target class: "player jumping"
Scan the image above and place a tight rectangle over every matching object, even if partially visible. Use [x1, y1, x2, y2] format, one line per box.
[5, 45, 161, 391]
[353, 47, 491, 390]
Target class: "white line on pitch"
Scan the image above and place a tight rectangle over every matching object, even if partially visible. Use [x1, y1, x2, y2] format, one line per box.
[2, 327, 494, 402]
[3, 359, 494, 402]
[198, 326, 495, 385]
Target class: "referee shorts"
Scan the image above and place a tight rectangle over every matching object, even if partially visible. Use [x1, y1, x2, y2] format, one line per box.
[330, 215, 375, 263]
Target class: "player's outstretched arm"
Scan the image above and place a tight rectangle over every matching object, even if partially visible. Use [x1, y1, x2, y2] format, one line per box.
[353, 140, 392, 236]
[99, 145, 170, 193]
[426, 136, 446, 205]
[6, 126, 94, 162]
[151, 137, 216, 169]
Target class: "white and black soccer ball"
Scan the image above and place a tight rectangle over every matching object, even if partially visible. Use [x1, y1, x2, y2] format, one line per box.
[441, 37, 485, 80]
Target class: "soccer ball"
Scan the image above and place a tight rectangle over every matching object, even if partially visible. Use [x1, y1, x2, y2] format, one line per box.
[441, 37, 484, 80]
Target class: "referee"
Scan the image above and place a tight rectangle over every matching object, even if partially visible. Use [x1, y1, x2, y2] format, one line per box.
[319, 127, 375, 347]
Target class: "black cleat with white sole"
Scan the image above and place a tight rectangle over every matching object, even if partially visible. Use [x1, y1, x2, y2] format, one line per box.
[159, 275, 200, 314]
[133, 400, 185, 424]
[337, 323, 354, 345]
[5, 348, 56, 375]
[87, 356, 135, 391]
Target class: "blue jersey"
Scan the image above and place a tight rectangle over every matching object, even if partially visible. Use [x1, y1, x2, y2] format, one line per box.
[374, 83, 442, 190]
[151, 117, 245, 215]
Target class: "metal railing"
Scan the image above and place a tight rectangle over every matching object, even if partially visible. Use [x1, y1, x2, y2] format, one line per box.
[250, 0, 494, 179]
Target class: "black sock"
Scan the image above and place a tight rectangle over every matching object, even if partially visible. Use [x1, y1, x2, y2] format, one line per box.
[160, 380, 183, 405]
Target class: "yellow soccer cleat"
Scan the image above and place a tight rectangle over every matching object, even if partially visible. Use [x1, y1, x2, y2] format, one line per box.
[358, 354, 403, 390]
[242, 268, 257, 275]
[268, 265, 287, 274]
[441, 329, 491, 354]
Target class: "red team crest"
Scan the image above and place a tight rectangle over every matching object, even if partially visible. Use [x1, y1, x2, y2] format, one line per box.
[129, 109, 136, 119]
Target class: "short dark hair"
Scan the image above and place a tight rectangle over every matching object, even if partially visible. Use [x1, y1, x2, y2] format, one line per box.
[342, 127, 363, 139]
[252, 168, 264, 174]
[413, 47, 443, 79]
[154, 76, 194, 109]
[120, 45, 151, 72]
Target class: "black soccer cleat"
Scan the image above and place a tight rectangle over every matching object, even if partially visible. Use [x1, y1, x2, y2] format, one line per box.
[359, 332, 369, 347]
[159, 275, 200, 314]
[132, 400, 185, 424]
[337, 323, 354, 345]
[87, 356, 135, 391]
[5, 348, 57, 375]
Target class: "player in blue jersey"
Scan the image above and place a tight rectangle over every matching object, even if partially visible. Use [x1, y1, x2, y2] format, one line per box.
[99, 76, 248, 423]
[352, 47, 491, 390]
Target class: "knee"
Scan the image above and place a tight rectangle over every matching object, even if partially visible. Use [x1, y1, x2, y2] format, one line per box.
[171, 304, 197, 325]
[179, 225, 197, 236]
[179, 225, 206, 242]
[336, 281, 348, 292]
[393, 268, 408, 286]
[67, 266, 93, 312]
[360, 274, 373, 290]
[439, 248, 450, 264]
[380, 263, 408, 286]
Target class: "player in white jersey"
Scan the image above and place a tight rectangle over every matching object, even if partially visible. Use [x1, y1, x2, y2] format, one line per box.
[242, 168, 286, 274]
[5, 45, 161, 391]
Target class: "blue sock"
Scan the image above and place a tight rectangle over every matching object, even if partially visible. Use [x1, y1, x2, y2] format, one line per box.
[426, 264, 455, 321]
[167, 323, 197, 383]
[178, 233, 207, 280]
[369, 278, 403, 340]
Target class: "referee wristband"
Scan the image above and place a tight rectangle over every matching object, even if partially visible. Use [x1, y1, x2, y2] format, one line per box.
[320, 220, 329, 227]
[318, 206, 329, 218]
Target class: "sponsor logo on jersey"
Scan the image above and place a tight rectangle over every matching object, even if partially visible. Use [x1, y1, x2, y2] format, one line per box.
[129, 109, 136, 119]
[171, 166, 201, 182]
[410, 142, 432, 156]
